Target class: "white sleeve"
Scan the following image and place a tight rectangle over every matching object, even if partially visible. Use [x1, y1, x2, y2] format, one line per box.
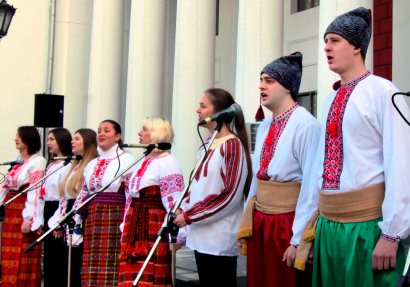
[290, 120, 321, 245]
[22, 159, 46, 224]
[159, 157, 185, 212]
[48, 196, 68, 229]
[71, 177, 89, 226]
[31, 195, 45, 231]
[68, 183, 88, 247]
[378, 89, 410, 239]
[0, 185, 9, 205]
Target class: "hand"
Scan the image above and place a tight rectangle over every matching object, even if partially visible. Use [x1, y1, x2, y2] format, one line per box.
[282, 245, 297, 267]
[308, 248, 314, 265]
[21, 220, 31, 234]
[35, 226, 44, 235]
[237, 239, 246, 252]
[372, 238, 399, 271]
[173, 214, 187, 228]
[53, 230, 64, 239]
[169, 243, 183, 252]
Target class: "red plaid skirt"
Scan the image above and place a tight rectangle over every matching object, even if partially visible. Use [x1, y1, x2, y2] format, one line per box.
[118, 185, 171, 287]
[81, 192, 125, 287]
[1, 189, 42, 287]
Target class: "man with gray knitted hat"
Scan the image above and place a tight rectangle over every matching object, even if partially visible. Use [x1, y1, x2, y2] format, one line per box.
[294, 6, 410, 287]
[237, 52, 320, 287]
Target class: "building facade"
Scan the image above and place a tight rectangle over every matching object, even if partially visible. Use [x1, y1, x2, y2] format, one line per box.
[0, 0, 409, 176]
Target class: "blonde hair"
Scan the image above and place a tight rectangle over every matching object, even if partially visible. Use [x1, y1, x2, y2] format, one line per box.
[59, 129, 98, 197]
[143, 117, 174, 147]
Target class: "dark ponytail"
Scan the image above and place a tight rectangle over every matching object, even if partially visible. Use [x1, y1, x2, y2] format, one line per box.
[204, 88, 252, 198]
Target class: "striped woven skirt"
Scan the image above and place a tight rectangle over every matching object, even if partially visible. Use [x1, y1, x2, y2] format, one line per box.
[1, 189, 42, 287]
[118, 185, 171, 287]
[81, 192, 125, 287]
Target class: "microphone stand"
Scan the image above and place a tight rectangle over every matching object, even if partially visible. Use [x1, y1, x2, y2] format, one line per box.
[132, 120, 224, 287]
[392, 91, 410, 127]
[24, 147, 154, 255]
[0, 159, 71, 280]
[66, 217, 76, 287]
[397, 250, 410, 287]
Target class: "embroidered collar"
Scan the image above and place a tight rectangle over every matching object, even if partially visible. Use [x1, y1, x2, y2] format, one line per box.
[21, 153, 40, 164]
[148, 152, 169, 160]
[272, 103, 299, 122]
[99, 144, 125, 160]
[211, 134, 236, 149]
[341, 71, 370, 89]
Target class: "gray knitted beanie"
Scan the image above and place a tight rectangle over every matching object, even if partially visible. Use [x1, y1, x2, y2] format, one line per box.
[324, 7, 372, 58]
[260, 52, 303, 100]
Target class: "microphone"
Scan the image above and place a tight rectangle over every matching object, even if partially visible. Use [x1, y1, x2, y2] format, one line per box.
[51, 155, 83, 161]
[0, 160, 23, 166]
[120, 143, 172, 150]
[198, 103, 242, 126]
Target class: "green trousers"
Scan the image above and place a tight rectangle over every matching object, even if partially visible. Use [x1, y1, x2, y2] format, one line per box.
[312, 217, 405, 287]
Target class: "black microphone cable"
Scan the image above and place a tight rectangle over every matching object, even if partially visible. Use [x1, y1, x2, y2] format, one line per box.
[197, 124, 208, 155]
[113, 144, 122, 179]
[392, 91, 410, 127]
[40, 157, 54, 196]
[189, 124, 209, 181]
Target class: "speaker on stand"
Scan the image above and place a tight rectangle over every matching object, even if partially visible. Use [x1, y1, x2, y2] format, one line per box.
[33, 94, 64, 158]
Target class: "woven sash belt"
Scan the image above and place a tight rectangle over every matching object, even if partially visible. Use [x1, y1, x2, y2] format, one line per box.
[237, 179, 301, 255]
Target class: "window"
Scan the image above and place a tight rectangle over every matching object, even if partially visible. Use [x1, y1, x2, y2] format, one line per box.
[292, 0, 319, 13]
[297, 91, 317, 117]
[299, 0, 319, 12]
[249, 123, 259, 153]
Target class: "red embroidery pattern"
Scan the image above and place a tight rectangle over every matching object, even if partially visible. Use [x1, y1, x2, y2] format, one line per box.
[160, 174, 184, 196]
[30, 170, 45, 184]
[194, 149, 215, 181]
[257, 103, 298, 180]
[89, 158, 111, 191]
[322, 71, 370, 189]
[39, 161, 59, 198]
[4, 163, 24, 189]
[131, 158, 152, 191]
[160, 174, 184, 209]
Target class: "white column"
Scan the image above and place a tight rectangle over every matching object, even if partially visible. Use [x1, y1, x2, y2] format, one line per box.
[235, 0, 284, 123]
[316, 0, 373, 121]
[162, 0, 178, 121]
[51, 0, 92, 132]
[172, 0, 216, 176]
[393, 0, 410, 97]
[124, 0, 167, 144]
[86, 0, 124, 129]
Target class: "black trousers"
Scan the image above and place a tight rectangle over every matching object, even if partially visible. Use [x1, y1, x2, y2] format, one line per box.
[43, 199, 83, 287]
[43, 200, 68, 287]
[194, 250, 238, 287]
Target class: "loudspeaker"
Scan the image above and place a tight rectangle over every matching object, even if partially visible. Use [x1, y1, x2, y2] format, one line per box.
[34, 94, 64, 127]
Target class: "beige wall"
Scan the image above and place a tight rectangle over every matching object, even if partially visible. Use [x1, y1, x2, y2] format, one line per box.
[0, 1, 50, 173]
